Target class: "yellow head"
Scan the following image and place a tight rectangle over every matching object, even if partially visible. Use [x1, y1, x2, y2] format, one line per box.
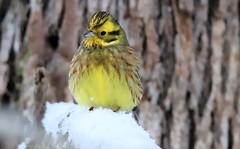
[83, 11, 129, 47]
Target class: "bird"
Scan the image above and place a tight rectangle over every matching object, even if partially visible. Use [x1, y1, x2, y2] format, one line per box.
[69, 11, 142, 112]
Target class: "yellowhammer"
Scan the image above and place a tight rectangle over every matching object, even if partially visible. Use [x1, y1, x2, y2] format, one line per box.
[69, 11, 142, 112]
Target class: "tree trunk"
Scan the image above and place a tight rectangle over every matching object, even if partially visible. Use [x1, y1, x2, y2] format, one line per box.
[0, 0, 239, 149]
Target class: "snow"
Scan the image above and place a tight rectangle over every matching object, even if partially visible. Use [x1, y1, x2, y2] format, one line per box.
[42, 102, 161, 149]
[18, 142, 26, 149]
[18, 138, 30, 149]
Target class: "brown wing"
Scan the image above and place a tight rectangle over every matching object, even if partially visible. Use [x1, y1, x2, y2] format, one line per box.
[108, 45, 143, 105]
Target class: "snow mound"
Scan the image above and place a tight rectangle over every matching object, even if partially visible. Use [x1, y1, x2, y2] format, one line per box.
[42, 102, 161, 149]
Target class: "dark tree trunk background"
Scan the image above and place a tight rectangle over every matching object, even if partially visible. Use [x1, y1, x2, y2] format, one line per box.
[0, 0, 239, 149]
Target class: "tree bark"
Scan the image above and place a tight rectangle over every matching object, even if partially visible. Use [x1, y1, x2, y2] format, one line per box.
[0, 0, 239, 149]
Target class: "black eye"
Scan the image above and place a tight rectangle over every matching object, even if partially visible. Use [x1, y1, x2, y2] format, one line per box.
[100, 31, 106, 36]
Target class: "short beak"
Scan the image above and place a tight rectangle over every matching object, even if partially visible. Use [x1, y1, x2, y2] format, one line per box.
[82, 30, 95, 38]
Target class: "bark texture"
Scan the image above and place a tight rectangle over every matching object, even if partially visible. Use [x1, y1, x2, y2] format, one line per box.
[0, 0, 239, 149]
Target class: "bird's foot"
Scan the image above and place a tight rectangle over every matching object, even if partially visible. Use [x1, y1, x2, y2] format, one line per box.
[89, 107, 94, 111]
[114, 107, 120, 112]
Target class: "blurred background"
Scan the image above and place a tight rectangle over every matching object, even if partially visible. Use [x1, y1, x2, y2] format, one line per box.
[0, 0, 239, 149]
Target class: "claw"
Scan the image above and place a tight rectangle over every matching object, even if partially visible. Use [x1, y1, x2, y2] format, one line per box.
[89, 107, 94, 111]
[114, 107, 120, 112]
